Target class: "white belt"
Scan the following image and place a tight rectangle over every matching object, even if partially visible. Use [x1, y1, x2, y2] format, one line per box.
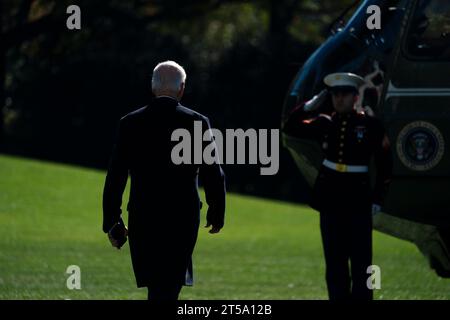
[323, 159, 368, 173]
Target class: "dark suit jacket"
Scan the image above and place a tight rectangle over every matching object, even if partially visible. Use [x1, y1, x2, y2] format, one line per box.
[102, 96, 226, 288]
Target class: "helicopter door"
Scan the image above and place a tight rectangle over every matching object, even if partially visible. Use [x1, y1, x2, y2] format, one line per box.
[384, 0, 450, 178]
[381, 0, 450, 224]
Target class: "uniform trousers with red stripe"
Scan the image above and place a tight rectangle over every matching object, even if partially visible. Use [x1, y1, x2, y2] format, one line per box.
[313, 166, 373, 300]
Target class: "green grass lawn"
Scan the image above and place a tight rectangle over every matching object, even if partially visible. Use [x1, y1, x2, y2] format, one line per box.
[0, 154, 448, 300]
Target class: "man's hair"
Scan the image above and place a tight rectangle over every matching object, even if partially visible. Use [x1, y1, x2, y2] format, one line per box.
[151, 60, 186, 95]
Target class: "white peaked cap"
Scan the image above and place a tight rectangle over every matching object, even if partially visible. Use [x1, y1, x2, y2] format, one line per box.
[323, 72, 365, 89]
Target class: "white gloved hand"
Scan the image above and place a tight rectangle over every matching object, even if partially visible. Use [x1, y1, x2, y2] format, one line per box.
[304, 89, 328, 112]
[372, 204, 382, 216]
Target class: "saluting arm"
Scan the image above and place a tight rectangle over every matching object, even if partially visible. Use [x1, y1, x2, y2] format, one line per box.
[282, 89, 330, 141]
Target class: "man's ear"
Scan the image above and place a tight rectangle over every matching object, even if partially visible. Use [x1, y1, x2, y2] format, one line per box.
[177, 83, 185, 100]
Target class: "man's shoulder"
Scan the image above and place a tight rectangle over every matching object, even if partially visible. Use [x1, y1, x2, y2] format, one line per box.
[355, 111, 385, 133]
[120, 106, 148, 122]
[356, 110, 382, 123]
[118, 103, 209, 126]
[176, 104, 208, 122]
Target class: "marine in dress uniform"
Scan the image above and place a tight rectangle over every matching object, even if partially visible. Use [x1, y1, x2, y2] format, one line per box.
[282, 72, 392, 300]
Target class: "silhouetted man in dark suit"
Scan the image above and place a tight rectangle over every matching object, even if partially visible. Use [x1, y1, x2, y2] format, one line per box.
[103, 60, 226, 300]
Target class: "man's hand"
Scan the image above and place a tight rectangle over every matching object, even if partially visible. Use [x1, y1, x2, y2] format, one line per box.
[108, 232, 120, 248]
[205, 222, 221, 234]
[304, 89, 328, 112]
[108, 223, 128, 249]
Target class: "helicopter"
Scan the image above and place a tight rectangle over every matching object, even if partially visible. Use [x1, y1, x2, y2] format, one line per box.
[282, 0, 450, 277]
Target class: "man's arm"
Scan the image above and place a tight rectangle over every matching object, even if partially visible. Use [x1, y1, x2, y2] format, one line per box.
[281, 90, 331, 140]
[372, 119, 393, 207]
[102, 117, 129, 233]
[199, 117, 226, 234]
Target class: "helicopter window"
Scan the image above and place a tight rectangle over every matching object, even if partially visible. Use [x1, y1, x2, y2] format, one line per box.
[406, 0, 450, 60]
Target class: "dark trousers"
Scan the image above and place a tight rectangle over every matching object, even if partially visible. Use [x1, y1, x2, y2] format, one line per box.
[147, 283, 183, 301]
[320, 209, 373, 300]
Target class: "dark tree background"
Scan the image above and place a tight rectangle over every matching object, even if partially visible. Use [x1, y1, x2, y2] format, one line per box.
[1, 0, 355, 203]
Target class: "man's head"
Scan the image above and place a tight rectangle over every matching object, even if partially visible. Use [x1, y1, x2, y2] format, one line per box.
[324, 73, 365, 114]
[151, 60, 186, 100]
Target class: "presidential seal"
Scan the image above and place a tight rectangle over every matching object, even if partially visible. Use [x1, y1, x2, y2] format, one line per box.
[397, 121, 445, 171]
